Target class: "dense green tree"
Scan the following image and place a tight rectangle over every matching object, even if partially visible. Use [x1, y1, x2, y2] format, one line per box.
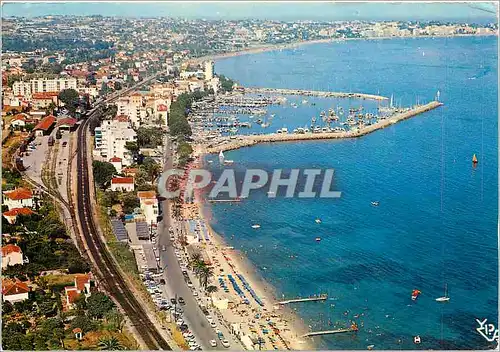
[14, 299, 34, 314]
[177, 141, 193, 166]
[124, 141, 139, 153]
[122, 193, 140, 214]
[37, 298, 58, 317]
[2, 300, 14, 314]
[73, 292, 87, 313]
[218, 75, 235, 92]
[67, 256, 91, 274]
[58, 88, 79, 114]
[92, 161, 117, 189]
[39, 318, 65, 349]
[3, 331, 33, 350]
[70, 315, 97, 333]
[136, 127, 165, 148]
[87, 293, 115, 319]
[104, 309, 125, 332]
[142, 157, 162, 184]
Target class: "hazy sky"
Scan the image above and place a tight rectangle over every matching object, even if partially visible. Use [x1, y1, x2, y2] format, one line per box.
[2, 2, 498, 22]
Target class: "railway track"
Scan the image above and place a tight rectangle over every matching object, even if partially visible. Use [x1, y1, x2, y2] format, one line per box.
[76, 116, 171, 350]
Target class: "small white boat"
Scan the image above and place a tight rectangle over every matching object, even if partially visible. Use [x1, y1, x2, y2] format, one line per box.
[224, 160, 234, 165]
[413, 335, 421, 344]
[371, 201, 379, 206]
[435, 284, 450, 302]
[315, 218, 322, 224]
[251, 224, 261, 229]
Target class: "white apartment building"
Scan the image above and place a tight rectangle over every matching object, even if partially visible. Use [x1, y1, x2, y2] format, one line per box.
[13, 77, 78, 97]
[116, 93, 143, 128]
[94, 118, 137, 166]
[204, 60, 214, 80]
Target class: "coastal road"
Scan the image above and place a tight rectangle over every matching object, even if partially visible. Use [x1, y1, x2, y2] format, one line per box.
[157, 136, 222, 350]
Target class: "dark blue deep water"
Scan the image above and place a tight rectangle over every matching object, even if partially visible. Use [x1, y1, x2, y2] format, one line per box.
[207, 36, 498, 349]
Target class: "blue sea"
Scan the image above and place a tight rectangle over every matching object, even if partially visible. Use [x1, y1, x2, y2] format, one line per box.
[207, 36, 498, 350]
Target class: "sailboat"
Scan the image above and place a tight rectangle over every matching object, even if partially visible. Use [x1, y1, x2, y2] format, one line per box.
[219, 150, 225, 164]
[435, 284, 450, 302]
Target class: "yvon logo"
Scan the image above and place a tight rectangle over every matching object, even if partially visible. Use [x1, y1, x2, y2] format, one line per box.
[476, 318, 499, 343]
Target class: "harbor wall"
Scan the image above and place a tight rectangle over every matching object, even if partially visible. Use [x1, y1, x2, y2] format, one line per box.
[204, 101, 443, 154]
[242, 87, 388, 101]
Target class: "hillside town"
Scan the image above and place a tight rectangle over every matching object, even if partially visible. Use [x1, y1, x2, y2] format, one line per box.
[1, 13, 498, 352]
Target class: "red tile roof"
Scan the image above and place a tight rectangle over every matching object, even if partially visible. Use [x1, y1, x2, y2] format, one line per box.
[33, 115, 56, 131]
[56, 117, 78, 128]
[2, 279, 29, 296]
[3, 187, 33, 200]
[11, 113, 29, 122]
[32, 92, 59, 99]
[75, 274, 90, 291]
[69, 70, 89, 78]
[157, 104, 168, 112]
[65, 287, 79, 303]
[3, 208, 34, 217]
[109, 157, 122, 162]
[137, 191, 156, 199]
[114, 114, 129, 122]
[2, 244, 22, 256]
[111, 177, 134, 184]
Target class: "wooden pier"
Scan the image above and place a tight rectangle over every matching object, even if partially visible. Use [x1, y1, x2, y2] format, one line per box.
[302, 327, 357, 338]
[278, 294, 328, 305]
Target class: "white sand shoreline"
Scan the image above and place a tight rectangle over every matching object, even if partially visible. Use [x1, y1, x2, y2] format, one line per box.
[199, 202, 315, 350]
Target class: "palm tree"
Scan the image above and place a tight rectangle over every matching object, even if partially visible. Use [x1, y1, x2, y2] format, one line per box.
[199, 265, 214, 289]
[98, 336, 125, 350]
[206, 285, 218, 306]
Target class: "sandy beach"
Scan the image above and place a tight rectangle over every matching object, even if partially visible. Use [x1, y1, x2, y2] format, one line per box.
[179, 165, 315, 350]
[189, 33, 496, 65]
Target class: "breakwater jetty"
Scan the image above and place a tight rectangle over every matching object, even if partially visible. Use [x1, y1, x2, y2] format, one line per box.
[242, 87, 388, 101]
[204, 101, 443, 154]
[302, 327, 358, 338]
[278, 294, 328, 305]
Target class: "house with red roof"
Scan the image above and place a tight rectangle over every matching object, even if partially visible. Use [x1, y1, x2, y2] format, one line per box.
[56, 117, 78, 131]
[33, 114, 56, 136]
[64, 274, 92, 308]
[2, 244, 24, 268]
[109, 156, 123, 173]
[114, 114, 130, 123]
[3, 187, 33, 210]
[137, 191, 159, 225]
[32, 92, 59, 109]
[110, 177, 134, 192]
[10, 113, 31, 128]
[2, 279, 30, 303]
[2, 207, 34, 224]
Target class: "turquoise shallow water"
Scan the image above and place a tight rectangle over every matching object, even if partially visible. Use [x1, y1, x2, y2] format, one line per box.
[206, 36, 498, 349]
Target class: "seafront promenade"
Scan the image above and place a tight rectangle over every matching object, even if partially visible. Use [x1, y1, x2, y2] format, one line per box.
[204, 100, 443, 153]
[242, 87, 388, 101]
